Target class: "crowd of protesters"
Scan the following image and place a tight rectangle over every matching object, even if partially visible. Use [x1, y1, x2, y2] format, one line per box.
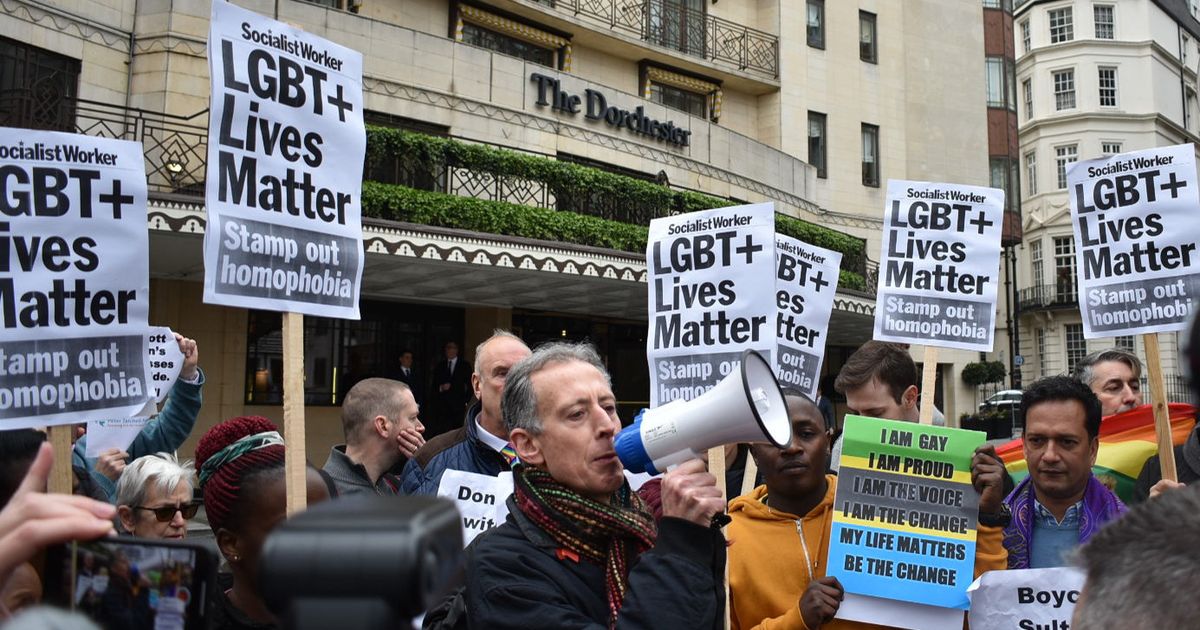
[0, 330, 1198, 630]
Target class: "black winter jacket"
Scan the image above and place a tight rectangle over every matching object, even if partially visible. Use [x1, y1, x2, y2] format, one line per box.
[464, 496, 726, 629]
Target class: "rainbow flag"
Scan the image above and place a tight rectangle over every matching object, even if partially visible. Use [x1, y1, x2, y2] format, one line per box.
[996, 403, 1196, 502]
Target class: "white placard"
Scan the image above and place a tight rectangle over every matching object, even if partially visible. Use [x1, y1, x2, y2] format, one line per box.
[436, 469, 513, 546]
[836, 592, 964, 630]
[646, 203, 776, 407]
[204, 0, 365, 319]
[967, 568, 1084, 630]
[147, 327, 184, 403]
[1068, 144, 1200, 338]
[0, 129, 152, 429]
[873, 180, 1004, 352]
[774, 234, 841, 398]
[84, 416, 150, 458]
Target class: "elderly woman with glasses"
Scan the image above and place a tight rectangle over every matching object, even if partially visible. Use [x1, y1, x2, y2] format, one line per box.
[114, 453, 196, 539]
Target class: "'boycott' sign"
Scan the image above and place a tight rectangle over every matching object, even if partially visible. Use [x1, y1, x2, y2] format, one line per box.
[205, 0, 365, 319]
[774, 234, 840, 398]
[646, 203, 775, 407]
[0, 129, 151, 428]
[874, 181, 1004, 352]
[1068, 144, 1200, 338]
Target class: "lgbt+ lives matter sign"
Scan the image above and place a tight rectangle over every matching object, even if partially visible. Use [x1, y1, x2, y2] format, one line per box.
[828, 416, 985, 610]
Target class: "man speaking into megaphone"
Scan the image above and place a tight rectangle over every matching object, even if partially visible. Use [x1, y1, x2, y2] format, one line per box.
[462, 342, 728, 629]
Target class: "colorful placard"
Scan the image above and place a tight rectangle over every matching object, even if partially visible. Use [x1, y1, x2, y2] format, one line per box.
[829, 416, 985, 611]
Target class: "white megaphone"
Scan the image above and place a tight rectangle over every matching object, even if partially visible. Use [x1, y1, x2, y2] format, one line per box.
[615, 349, 792, 475]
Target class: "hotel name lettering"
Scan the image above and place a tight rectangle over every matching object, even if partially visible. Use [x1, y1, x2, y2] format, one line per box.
[530, 73, 691, 147]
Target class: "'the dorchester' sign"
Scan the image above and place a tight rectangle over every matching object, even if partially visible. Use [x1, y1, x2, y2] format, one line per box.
[530, 73, 691, 147]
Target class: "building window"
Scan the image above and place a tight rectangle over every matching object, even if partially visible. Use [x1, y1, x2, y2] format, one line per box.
[808, 112, 827, 178]
[1102, 141, 1122, 156]
[1184, 35, 1190, 64]
[859, 11, 877, 64]
[1026, 150, 1038, 195]
[0, 36, 80, 131]
[1021, 20, 1031, 53]
[244, 302, 465, 406]
[807, 0, 824, 49]
[986, 58, 1006, 108]
[1053, 69, 1076, 110]
[1094, 5, 1114, 39]
[646, 0, 706, 57]
[1065, 324, 1087, 373]
[462, 22, 556, 68]
[1049, 7, 1074, 43]
[1115, 335, 1135, 353]
[1193, 0, 1199, 18]
[991, 157, 1018, 212]
[861, 123, 880, 187]
[1056, 144, 1077, 189]
[1031, 239, 1045, 288]
[1098, 67, 1118, 107]
[649, 82, 708, 118]
[1036, 328, 1047, 377]
[1054, 235, 1077, 302]
[1023, 78, 1033, 120]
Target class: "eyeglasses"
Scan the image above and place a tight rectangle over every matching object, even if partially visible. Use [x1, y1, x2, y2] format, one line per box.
[132, 503, 199, 522]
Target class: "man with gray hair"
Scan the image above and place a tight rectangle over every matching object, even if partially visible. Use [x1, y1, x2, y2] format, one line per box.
[401, 330, 531, 496]
[324, 378, 424, 496]
[1072, 484, 1200, 628]
[463, 342, 726, 629]
[1073, 348, 1143, 416]
[114, 453, 196, 539]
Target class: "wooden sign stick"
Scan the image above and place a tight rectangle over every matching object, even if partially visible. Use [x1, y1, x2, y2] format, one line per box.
[282, 312, 308, 515]
[919, 346, 939, 425]
[47, 425, 74, 494]
[1142, 333, 1178, 482]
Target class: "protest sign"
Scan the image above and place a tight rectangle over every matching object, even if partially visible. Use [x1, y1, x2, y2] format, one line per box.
[1069, 144, 1199, 338]
[874, 180, 1004, 352]
[968, 568, 1084, 630]
[84, 417, 150, 458]
[436, 469, 513, 546]
[646, 203, 775, 407]
[0, 128, 151, 430]
[828, 415, 985, 619]
[774, 234, 840, 398]
[205, 0, 365, 319]
[147, 327, 184, 403]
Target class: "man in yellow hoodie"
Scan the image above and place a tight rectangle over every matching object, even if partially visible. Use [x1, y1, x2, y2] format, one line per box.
[727, 390, 1008, 629]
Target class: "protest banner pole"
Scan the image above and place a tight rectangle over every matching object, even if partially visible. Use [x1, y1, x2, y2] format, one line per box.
[47, 425, 74, 494]
[919, 346, 939, 425]
[282, 312, 307, 515]
[741, 456, 759, 498]
[1142, 333, 1178, 482]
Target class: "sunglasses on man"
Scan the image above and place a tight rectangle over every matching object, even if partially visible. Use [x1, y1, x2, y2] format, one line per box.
[132, 502, 200, 522]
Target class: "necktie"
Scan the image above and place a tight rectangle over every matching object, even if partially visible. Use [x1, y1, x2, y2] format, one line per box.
[403, 367, 410, 377]
[499, 443, 520, 468]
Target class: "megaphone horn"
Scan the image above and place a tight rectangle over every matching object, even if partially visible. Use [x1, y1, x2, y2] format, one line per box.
[615, 349, 792, 475]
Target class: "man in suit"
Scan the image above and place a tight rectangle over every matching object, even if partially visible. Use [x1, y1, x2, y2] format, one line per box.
[430, 341, 472, 437]
[391, 350, 423, 406]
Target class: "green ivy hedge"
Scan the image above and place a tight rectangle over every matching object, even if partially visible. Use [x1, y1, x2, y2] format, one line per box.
[361, 181, 870, 291]
[366, 126, 868, 274]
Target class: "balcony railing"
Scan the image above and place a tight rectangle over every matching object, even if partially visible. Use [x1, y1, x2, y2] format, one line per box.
[1018, 284, 1079, 310]
[551, 0, 778, 77]
[0, 92, 209, 196]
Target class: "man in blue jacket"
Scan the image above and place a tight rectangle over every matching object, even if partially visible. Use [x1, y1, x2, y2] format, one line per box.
[72, 333, 203, 502]
[401, 331, 529, 497]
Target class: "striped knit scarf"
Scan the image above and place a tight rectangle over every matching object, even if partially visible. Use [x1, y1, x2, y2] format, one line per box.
[513, 465, 657, 629]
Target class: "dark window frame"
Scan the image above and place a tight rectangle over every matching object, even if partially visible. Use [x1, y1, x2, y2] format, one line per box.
[808, 111, 827, 179]
[859, 11, 877, 64]
[861, 123, 880, 187]
[0, 35, 81, 132]
[461, 21, 558, 68]
[807, 0, 825, 49]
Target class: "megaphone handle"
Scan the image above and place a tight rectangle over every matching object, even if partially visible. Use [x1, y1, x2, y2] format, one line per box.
[711, 513, 732, 529]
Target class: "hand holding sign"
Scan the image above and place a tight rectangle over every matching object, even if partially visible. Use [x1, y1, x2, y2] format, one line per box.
[971, 444, 1005, 514]
[801, 576, 845, 629]
[145, 328, 188, 403]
